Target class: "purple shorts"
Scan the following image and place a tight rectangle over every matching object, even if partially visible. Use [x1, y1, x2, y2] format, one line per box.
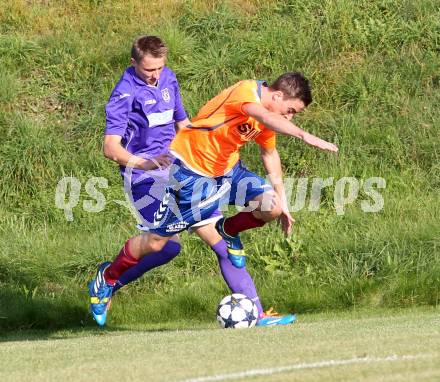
[123, 167, 222, 231]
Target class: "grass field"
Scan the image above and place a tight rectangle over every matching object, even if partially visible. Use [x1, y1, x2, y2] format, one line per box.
[0, 0, 439, 338]
[1, 307, 439, 382]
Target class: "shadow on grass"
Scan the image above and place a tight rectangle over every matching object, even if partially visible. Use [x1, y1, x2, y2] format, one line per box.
[0, 287, 216, 342]
[0, 324, 208, 343]
[0, 287, 129, 342]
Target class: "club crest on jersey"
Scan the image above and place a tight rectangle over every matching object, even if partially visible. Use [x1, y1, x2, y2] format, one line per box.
[161, 88, 170, 102]
[237, 123, 261, 140]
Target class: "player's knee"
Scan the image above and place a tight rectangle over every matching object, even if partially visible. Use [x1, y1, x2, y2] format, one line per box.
[149, 241, 164, 253]
[259, 192, 282, 221]
[143, 236, 168, 254]
[270, 203, 283, 219]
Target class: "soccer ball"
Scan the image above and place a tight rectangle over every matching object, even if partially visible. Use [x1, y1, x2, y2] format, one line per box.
[216, 293, 259, 329]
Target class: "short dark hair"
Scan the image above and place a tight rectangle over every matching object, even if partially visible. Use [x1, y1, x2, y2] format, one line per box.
[270, 72, 312, 106]
[131, 35, 168, 63]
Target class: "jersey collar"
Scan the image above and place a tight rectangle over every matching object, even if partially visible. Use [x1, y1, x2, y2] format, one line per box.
[256, 80, 267, 100]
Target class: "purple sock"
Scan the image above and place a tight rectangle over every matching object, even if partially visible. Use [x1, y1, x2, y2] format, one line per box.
[211, 240, 263, 316]
[112, 240, 181, 294]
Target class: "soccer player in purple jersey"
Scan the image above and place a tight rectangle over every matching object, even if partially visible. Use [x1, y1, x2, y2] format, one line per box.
[89, 36, 290, 326]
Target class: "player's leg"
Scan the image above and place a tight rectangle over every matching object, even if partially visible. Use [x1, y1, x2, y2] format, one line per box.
[192, 222, 264, 316]
[112, 234, 181, 294]
[89, 172, 183, 325]
[215, 162, 279, 268]
[106, 232, 171, 283]
[196, 222, 295, 326]
[90, 160, 210, 325]
[112, 171, 182, 294]
[88, 232, 171, 325]
[107, 161, 215, 296]
[101, 158, 214, 293]
[214, 163, 296, 326]
[221, 190, 282, 235]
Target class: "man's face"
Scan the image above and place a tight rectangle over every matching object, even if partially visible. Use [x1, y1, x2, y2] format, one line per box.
[269, 92, 306, 120]
[131, 54, 166, 86]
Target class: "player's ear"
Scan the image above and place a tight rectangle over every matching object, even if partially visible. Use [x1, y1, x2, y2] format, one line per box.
[130, 57, 136, 66]
[273, 91, 283, 102]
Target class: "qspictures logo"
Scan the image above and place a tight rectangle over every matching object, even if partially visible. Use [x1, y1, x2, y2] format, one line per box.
[54, 173, 386, 222]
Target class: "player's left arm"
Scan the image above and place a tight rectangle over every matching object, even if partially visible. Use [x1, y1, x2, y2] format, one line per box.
[260, 146, 294, 235]
[243, 103, 338, 153]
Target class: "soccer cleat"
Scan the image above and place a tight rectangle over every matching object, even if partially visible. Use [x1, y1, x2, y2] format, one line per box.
[88, 298, 113, 326]
[215, 218, 246, 268]
[256, 307, 297, 327]
[88, 262, 114, 326]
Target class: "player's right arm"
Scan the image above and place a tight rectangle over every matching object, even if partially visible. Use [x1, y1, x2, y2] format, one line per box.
[103, 135, 171, 170]
[104, 81, 171, 170]
[242, 103, 338, 152]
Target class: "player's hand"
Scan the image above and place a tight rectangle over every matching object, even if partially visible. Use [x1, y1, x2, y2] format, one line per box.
[313, 139, 338, 152]
[144, 154, 173, 170]
[304, 134, 338, 152]
[279, 207, 295, 236]
[321, 141, 338, 152]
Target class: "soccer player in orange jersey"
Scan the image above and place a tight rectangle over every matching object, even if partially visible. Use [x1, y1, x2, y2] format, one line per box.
[90, 72, 338, 326]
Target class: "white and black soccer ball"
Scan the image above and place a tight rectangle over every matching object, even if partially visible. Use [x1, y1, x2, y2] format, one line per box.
[216, 293, 259, 329]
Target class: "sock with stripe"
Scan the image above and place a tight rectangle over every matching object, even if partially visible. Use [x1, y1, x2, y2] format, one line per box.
[103, 241, 139, 285]
[112, 241, 181, 293]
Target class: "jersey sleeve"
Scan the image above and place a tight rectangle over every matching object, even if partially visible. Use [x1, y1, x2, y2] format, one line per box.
[173, 80, 187, 122]
[226, 81, 260, 115]
[104, 80, 134, 136]
[255, 126, 276, 149]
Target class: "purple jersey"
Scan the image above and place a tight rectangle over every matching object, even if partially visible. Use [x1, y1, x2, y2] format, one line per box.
[105, 66, 187, 180]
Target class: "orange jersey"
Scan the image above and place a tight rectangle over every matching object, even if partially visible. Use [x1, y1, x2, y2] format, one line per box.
[170, 80, 276, 177]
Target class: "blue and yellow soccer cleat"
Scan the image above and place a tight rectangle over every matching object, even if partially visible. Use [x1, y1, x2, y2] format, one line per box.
[256, 308, 297, 327]
[88, 262, 113, 326]
[215, 218, 246, 268]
